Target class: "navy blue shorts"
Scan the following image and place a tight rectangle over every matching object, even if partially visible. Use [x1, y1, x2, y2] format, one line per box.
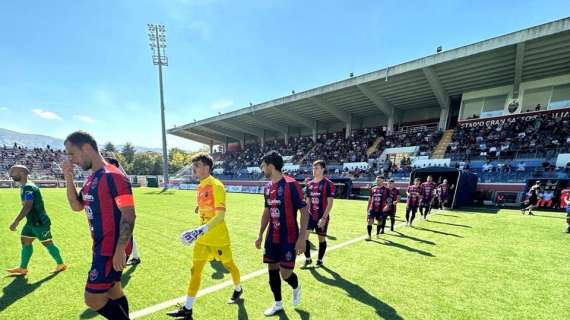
[307, 216, 329, 236]
[368, 211, 383, 221]
[263, 241, 297, 269]
[85, 255, 124, 294]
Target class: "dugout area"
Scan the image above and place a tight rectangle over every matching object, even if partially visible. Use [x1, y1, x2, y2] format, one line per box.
[410, 167, 478, 209]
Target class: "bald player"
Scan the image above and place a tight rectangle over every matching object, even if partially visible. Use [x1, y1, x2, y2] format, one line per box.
[6, 165, 66, 276]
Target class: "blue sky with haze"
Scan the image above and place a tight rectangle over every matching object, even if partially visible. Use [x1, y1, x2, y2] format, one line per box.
[0, 0, 567, 150]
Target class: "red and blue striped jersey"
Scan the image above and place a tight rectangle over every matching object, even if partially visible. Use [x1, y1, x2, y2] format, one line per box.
[81, 164, 135, 257]
[407, 185, 421, 207]
[368, 186, 386, 212]
[420, 181, 437, 200]
[264, 176, 306, 245]
[385, 187, 400, 206]
[305, 178, 335, 220]
[438, 182, 450, 197]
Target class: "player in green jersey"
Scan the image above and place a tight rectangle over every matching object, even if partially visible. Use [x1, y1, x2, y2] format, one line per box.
[6, 165, 66, 276]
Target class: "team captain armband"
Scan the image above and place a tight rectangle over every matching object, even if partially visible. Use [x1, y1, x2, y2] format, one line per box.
[115, 194, 135, 208]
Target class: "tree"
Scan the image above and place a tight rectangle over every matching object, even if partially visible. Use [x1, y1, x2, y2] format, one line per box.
[103, 142, 117, 155]
[121, 143, 136, 164]
[132, 152, 162, 175]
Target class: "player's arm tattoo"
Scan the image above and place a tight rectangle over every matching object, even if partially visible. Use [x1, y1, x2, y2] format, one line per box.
[118, 207, 136, 246]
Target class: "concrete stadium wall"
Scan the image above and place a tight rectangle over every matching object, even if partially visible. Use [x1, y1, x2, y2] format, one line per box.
[460, 73, 570, 118]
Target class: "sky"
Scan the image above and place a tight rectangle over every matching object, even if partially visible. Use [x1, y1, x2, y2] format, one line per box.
[0, 0, 568, 150]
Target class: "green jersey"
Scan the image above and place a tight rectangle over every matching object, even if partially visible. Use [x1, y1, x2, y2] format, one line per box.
[20, 182, 50, 227]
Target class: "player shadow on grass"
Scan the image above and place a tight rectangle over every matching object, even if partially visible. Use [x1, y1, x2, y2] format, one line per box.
[79, 265, 139, 319]
[309, 266, 403, 320]
[387, 231, 436, 245]
[426, 220, 472, 228]
[434, 213, 459, 218]
[144, 190, 176, 195]
[0, 272, 60, 312]
[371, 239, 434, 257]
[414, 226, 463, 238]
[210, 260, 230, 280]
[530, 214, 566, 219]
[460, 207, 499, 214]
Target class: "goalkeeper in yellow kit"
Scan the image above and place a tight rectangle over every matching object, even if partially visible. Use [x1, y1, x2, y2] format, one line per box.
[167, 153, 242, 320]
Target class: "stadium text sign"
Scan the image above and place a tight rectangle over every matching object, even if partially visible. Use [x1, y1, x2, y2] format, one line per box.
[458, 108, 570, 129]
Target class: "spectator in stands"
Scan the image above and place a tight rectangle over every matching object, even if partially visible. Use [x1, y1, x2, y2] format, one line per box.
[495, 193, 505, 207]
[535, 104, 542, 111]
[517, 161, 526, 172]
[538, 189, 554, 208]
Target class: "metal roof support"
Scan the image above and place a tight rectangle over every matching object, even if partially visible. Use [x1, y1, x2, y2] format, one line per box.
[217, 121, 266, 139]
[423, 66, 450, 130]
[356, 83, 395, 117]
[272, 108, 315, 129]
[513, 42, 526, 99]
[309, 96, 351, 122]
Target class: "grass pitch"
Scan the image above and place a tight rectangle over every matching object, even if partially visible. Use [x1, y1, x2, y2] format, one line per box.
[1, 188, 569, 319]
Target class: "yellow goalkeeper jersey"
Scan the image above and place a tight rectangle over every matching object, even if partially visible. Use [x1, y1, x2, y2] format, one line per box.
[196, 175, 230, 246]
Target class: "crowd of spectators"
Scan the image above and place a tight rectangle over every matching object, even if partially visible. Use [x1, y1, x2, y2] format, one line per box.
[0, 144, 67, 179]
[446, 111, 570, 162]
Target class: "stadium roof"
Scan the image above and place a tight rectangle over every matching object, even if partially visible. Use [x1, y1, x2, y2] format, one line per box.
[169, 17, 570, 145]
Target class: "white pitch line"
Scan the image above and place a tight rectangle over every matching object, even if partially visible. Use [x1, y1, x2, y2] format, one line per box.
[130, 213, 438, 319]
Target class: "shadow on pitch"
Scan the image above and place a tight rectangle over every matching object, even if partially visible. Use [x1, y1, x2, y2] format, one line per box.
[236, 299, 249, 320]
[0, 272, 60, 312]
[388, 231, 435, 245]
[310, 266, 403, 320]
[459, 207, 499, 214]
[434, 213, 459, 218]
[530, 214, 566, 220]
[426, 220, 472, 228]
[371, 238, 434, 257]
[210, 260, 230, 280]
[144, 190, 176, 195]
[80, 264, 139, 319]
[414, 226, 463, 238]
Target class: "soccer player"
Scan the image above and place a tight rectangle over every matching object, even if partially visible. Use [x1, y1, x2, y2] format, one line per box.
[62, 131, 135, 320]
[419, 176, 437, 220]
[255, 151, 309, 316]
[405, 178, 421, 226]
[6, 165, 66, 276]
[167, 153, 242, 320]
[437, 179, 452, 210]
[380, 179, 400, 233]
[303, 160, 335, 268]
[105, 157, 141, 266]
[521, 181, 540, 216]
[366, 176, 386, 240]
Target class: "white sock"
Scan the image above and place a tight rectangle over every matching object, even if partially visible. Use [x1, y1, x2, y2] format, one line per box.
[131, 239, 140, 259]
[235, 284, 242, 292]
[274, 301, 282, 307]
[185, 296, 195, 310]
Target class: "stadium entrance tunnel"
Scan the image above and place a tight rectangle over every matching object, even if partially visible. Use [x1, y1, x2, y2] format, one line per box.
[410, 167, 478, 209]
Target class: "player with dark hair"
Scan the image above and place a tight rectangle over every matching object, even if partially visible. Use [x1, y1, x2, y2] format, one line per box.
[366, 176, 386, 240]
[255, 150, 309, 316]
[167, 152, 242, 319]
[63, 131, 135, 320]
[405, 178, 421, 226]
[419, 176, 437, 220]
[437, 179, 452, 210]
[303, 160, 335, 268]
[380, 179, 400, 233]
[521, 181, 540, 216]
[6, 165, 66, 276]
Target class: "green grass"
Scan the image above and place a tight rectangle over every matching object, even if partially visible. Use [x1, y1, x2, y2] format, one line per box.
[1, 188, 569, 319]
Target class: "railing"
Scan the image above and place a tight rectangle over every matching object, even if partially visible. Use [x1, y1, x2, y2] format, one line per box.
[446, 147, 570, 162]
